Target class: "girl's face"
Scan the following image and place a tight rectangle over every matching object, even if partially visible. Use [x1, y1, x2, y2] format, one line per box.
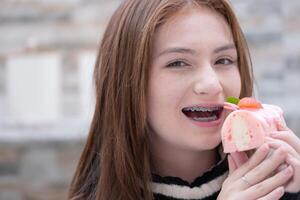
[147, 7, 241, 152]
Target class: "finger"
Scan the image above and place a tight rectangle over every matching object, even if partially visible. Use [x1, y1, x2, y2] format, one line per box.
[265, 137, 300, 160]
[266, 146, 300, 193]
[269, 130, 300, 154]
[285, 154, 300, 193]
[228, 155, 237, 174]
[277, 163, 289, 172]
[239, 147, 288, 189]
[230, 143, 270, 180]
[230, 151, 248, 167]
[275, 117, 289, 131]
[286, 154, 300, 170]
[256, 186, 284, 200]
[245, 165, 293, 199]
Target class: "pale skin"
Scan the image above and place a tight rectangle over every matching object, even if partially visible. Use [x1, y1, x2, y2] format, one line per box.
[148, 6, 241, 182]
[147, 5, 300, 200]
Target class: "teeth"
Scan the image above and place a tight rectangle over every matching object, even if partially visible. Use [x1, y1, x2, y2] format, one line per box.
[192, 115, 218, 122]
[184, 106, 220, 112]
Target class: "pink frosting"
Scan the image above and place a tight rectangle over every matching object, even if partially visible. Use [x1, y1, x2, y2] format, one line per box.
[221, 103, 284, 153]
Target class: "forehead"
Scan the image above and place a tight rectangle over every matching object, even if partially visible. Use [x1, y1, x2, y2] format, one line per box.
[153, 6, 233, 53]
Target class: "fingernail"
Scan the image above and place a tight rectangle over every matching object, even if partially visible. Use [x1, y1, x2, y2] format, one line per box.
[275, 118, 282, 124]
[275, 186, 284, 196]
[263, 143, 269, 149]
[278, 163, 288, 171]
[262, 144, 270, 154]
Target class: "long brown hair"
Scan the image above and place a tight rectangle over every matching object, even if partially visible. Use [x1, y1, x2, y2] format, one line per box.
[68, 0, 253, 199]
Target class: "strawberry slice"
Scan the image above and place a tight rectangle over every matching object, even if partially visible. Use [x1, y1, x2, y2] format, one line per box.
[238, 97, 263, 109]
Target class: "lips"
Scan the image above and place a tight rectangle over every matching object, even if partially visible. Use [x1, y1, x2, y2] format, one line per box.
[182, 105, 224, 122]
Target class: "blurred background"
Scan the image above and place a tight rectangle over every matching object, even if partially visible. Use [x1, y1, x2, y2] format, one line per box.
[0, 0, 299, 199]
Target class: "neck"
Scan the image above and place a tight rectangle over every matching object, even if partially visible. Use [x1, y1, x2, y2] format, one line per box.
[150, 143, 219, 184]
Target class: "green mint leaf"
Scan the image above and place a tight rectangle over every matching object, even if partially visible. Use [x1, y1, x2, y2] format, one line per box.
[226, 96, 240, 105]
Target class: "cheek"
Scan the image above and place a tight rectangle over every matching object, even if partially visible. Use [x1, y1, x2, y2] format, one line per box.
[219, 69, 241, 97]
[146, 73, 185, 129]
[147, 77, 181, 114]
[148, 70, 186, 104]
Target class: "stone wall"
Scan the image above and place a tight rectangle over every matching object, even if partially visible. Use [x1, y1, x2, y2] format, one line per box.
[231, 0, 300, 131]
[0, 140, 84, 200]
[0, 1, 122, 199]
[0, 0, 300, 199]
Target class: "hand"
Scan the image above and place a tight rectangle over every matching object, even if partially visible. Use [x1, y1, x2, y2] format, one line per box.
[265, 118, 300, 193]
[217, 144, 293, 200]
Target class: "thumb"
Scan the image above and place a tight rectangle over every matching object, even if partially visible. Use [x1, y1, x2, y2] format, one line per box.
[228, 154, 237, 174]
[231, 151, 249, 167]
[228, 151, 249, 174]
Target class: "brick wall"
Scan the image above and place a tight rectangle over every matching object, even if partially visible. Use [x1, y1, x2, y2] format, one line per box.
[0, 0, 300, 199]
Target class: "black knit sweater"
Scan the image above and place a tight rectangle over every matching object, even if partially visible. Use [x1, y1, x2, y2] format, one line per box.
[151, 154, 300, 200]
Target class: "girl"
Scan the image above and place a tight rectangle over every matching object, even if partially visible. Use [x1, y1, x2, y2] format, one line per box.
[68, 0, 300, 199]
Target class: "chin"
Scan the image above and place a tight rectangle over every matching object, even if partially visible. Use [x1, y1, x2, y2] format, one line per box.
[198, 134, 221, 150]
[187, 138, 221, 151]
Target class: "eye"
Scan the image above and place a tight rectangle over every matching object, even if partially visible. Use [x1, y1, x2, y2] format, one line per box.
[166, 60, 188, 68]
[215, 58, 235, 65]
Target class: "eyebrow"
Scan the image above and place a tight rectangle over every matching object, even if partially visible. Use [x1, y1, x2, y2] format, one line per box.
[156, 47, 197, 58]
[213, 44, 236, 54]
[156, 43, 236, 58]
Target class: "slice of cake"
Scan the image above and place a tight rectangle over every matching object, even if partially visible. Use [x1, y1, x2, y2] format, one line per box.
[221, 97, 284, 153]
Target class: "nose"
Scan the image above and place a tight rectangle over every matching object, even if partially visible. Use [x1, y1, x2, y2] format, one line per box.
[193, 65, 222, 96]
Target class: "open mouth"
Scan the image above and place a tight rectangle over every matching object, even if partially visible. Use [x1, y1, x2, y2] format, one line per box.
[182, 105, 224, 122]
